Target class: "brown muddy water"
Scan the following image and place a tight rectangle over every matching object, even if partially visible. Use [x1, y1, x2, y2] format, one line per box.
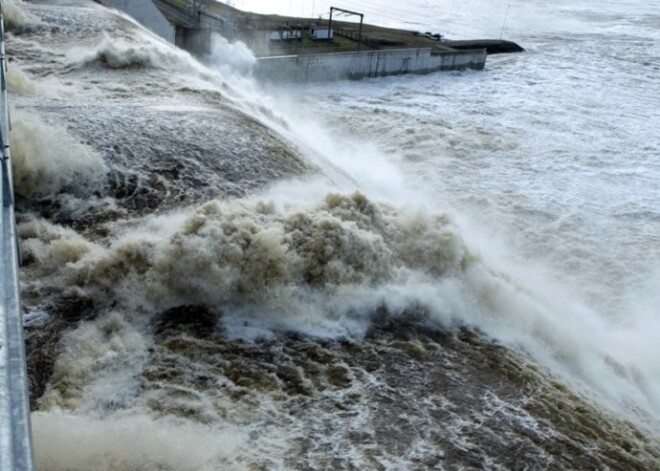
[5, 1, 660, 469]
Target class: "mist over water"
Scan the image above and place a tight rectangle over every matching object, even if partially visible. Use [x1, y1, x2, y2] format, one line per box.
[208, 0, 660, 437]
[6, 0, 660, 469]
[260, 17, 660, 420]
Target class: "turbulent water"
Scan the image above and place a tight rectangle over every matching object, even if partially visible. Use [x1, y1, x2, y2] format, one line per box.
[5, 0, 660, 469]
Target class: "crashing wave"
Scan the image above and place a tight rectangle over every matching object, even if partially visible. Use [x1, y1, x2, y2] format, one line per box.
[11, 109, 106, 198]
[22, 192, 468, 317]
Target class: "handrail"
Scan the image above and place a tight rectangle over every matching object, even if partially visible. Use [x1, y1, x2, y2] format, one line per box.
[0, 0, 35, 469]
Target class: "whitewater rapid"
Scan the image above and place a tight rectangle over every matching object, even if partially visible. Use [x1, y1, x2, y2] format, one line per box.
[260, 0, 660, 416]
[5, 0, 660, 469]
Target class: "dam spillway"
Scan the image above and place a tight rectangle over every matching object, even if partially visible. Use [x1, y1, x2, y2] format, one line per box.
[99, 0, 499, 82]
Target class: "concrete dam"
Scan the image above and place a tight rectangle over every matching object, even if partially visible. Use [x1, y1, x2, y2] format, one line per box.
[97, 0, 512, 82]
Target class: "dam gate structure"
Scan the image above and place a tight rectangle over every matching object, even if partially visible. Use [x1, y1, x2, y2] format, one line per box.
[98, 0, 493, 82]
[255, 47, 486, 82]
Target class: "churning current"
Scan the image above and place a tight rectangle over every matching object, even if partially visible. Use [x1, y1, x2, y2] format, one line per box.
[5, 0, 660, 469]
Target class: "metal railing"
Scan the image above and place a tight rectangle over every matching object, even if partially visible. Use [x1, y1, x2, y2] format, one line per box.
[0, 0, 35, 469]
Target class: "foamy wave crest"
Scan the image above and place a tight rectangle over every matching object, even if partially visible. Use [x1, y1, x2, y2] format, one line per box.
[3, 0, 34, 31]
[6, 64, 39, 95]
[68, 32, 192, 70]
[11, 110, 106, 198]
[20, 217, 93, 260]
[24, 192, 467, 320]
[38, 312, 148, 410]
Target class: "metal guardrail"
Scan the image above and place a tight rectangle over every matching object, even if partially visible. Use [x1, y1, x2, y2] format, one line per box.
[0, 1, 35, 469]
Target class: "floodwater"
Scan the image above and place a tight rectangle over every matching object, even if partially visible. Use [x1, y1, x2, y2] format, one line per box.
[4, 0, 660, 469]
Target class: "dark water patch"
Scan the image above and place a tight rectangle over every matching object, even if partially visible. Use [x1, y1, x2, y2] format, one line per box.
[26, 318, 66, 410]
[15, 195, 123, 236]
[24, 270, 660, 467]
[25, 292, 96, 409]
[153, 305, 219, 339]
[111, 304, 660, 469]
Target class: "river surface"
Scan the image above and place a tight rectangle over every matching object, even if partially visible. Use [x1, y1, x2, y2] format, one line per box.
[5, 0, 660, 469]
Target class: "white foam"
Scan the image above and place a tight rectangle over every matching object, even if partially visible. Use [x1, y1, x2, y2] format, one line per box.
[10, 109, 106, 198]
[203, 33, 256, 76]
[6, 64, 39, 95]
[33, 411, 246, 471]
[67, 32, 191, 70]
[3, 0, 34, 31]
[39, 312, 149, 411]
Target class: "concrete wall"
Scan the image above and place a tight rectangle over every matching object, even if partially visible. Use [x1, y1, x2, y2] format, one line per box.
[100, 0, 175, 43]
[175, 26, 211, 55]
[255, 47, 487, 83]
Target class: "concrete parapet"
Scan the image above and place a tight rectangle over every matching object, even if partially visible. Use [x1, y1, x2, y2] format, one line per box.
[255, 47, 486, 83]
